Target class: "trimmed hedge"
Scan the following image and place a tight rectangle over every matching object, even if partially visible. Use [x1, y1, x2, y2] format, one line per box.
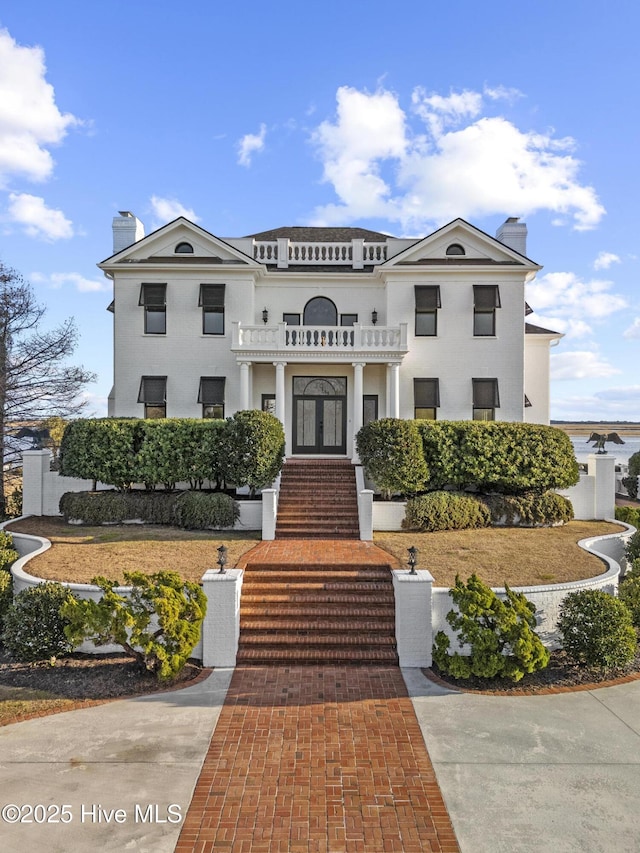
[0, 530, 18, 571]
[403, 491, 490, 532]
[59, 490, 239, 529]
[223, 410, 285, 494]
[558, 589, 637, 669]
[481, 491, 574, 527]
[356, 418, 429, 498]
[416, 421, 579, 494]
[615, 505, 640, 528]
[2, 582, 76, 661]
[60, 412, 283, 493]
[618, 574, 640, 629]
[623, 451, 640, 499]
[0, 571, 12, 633]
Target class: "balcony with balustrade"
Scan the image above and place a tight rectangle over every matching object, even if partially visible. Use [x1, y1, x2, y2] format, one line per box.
[231, 321, 408, 362]
[252, 238, 388, 269]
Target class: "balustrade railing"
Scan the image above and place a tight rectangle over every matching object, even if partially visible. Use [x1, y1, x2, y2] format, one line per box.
[252, 239, 387, 268]
[233, 323, 408, 352]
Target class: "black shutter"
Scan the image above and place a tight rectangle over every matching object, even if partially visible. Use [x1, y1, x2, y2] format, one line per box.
[139, 284, 166, 306]
[414, 378, 440, 408]
[198, 377, 225, 404]
[473, 285, 500, 309]
[138, 377, 167, 404]
[199, 284, 225, 308]
[415, 285, 441, 310]
[473, 379, 500, 408]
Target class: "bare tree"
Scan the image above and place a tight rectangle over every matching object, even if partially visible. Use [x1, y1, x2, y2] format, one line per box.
[0, 261, 96, 516]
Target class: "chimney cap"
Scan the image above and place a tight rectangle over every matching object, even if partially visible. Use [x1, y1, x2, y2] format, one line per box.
[117, 210, 135, 218]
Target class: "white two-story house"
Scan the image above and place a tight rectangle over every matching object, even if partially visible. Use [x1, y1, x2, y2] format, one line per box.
[98, 213, 561, 460]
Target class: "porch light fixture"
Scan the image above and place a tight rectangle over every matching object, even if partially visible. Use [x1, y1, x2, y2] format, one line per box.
[217, 544, 228, 574]
[371, 308, 378, 325]
[407, 546, 418, 575]
[262, 307, 269, 324]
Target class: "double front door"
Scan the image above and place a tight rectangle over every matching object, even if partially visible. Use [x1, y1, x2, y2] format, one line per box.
[292, 376, 347, 454]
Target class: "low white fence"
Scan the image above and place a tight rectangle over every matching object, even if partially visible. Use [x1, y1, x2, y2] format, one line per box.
[6, 519, 634, 669]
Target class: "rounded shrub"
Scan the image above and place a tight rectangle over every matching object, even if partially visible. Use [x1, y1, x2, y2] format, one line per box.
[618, 575, 640, 629]
[403, 491, 490, 532]
[626, 531, 640, 564]
[173, 492, 240, 530]
[356, 418, 429, 498]
[1, 582, 76, 661]
[481, 491, 574, 527]
[558, 589, 637, 669]
[615, 505, 640, 528]
[623, 451, 640, 499]
[0, 530, 18, 570]
[0, 571, 12, 633]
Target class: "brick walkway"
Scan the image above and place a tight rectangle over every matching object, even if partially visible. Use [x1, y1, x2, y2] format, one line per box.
[176, 665, 459, 853]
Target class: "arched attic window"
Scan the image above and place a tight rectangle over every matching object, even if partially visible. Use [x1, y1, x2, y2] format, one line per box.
[175, 241, 194, 254]
[446, 243, 465, 256]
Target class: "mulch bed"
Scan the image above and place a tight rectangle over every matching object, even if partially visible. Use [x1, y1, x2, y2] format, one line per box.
[425, 649, 640, 695]
[0, 648, 203, 701]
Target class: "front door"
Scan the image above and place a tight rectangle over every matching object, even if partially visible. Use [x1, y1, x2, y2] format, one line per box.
[292, 376, 347, 454]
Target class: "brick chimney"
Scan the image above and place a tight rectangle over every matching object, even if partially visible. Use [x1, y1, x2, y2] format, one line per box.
[112, 211, 145, 254]
[495, 217, 527, 257]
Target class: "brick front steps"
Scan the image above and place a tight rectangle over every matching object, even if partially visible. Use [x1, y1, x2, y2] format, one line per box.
[275, 458, 360, 539]
[236, 540, 400, 665]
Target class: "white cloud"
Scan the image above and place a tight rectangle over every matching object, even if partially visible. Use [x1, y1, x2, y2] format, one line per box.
[7, 192, 73, 240]
[526, 272, 627, 324]
[550, 350, 620, 380]
[593, 251, 621, 270]
[623, 318, 640, 339]
[31, 271, 110, 293]
[237, 124, 267, 167]
[310, 85, 605, 232]
[149, 195, 199, 226]
[0, 28, 80, 186]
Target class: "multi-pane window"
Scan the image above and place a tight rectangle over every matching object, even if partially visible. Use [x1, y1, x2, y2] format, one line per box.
[199, 284, 225, 335]
[415, 286, 441, 336]
[283, 313, 301, 326]
[138, 376, 167, 418]
[363, 395, 378, 425]
[139, 284, 166, 334]
[414, 378, 440, 420]
[198, 377, 225, 419]
[473, 285, 501, 336]
[472, 378, 500, 421]
[340, 314, 358, 326]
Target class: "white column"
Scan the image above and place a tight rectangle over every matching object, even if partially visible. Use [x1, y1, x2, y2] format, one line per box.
[392, 569, 435, 667]
[352, 361, 365, 462]
[587, 453, 616, 520]
[239, 361, 251, 410]
[201, 569, 243, 667]
[274, 361, 287, 425]
[387, 363, 400, 418]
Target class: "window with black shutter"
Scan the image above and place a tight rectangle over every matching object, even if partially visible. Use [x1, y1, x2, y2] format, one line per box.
[138, 376, 167, 418]
[472, 378, 500, 421]
[139, 284, 167, 334]
[414, 378, 440, 420]
[415, 286, 441, 336]
[198, 377, 225, 419]
[199, 284, 225, 335]
[473, 285, 501, 336]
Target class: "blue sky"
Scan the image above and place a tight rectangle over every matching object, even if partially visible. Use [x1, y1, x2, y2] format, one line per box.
[0, 1, 638, 421]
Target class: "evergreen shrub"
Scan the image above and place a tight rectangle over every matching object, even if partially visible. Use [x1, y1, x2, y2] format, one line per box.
[62, 571, 206, 682]
[173, 492, 239, 530]
[619, 574, 640, 629]
[0, 571, 12, 632]
[481, 491, 574, 527]
[558, 589, 637, 669]
[223, 410, 285, 494]
[615, 506, 640, 528]
[2, 582, 76, 661]
[403, 491, 490, 532]
[626, 531, 640, 564]
[432, 573, 550, 682]
[622, 451, 640, 499]
[0, 530, 18, 570]
[356, 418, 429, 498]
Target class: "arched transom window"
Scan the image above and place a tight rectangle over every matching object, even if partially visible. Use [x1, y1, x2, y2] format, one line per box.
[303, 296, 338, 326]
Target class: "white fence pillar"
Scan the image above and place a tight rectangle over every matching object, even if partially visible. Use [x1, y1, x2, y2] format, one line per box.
[262, 488, 278, 540]
[22, 450, 52, 516]
[201, 569, 243, 667]
[588, 453, 616, 519]
[392, 569, 434, 667]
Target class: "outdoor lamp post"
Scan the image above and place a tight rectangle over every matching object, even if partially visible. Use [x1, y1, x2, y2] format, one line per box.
[407, 546, 418, 575]
[217, 544, 228, 574]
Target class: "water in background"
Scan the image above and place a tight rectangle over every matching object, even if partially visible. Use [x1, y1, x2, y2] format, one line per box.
[570, 435, 640, 466]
